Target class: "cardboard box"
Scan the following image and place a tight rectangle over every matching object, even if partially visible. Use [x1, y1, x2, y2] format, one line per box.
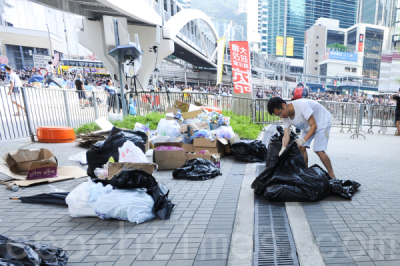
[225, 134, 239, 154]
[0, 149, 87, 187]
[182, 143, 194, 153]
[186, 151, 221, 168]
[188, 121, 210, 135]
[108, 162, 157, 178]
[173, 102, 203, 120]
[193, 138, 227, 157]
[153, 142, 187, 170]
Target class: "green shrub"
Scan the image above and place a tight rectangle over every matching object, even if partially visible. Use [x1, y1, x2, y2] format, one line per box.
[222, 110, 264, 139]
[74, 122, 101, 135]
[111, 113, 166, 130]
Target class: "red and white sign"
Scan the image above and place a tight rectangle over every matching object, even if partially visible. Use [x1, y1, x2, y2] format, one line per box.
[358, 34, 364, 52]
[0, 56, 9, 64]
[89, 54, 98, 61]
[53, 53, 60, 67]
[229, 41, 252, 94]
[39, 68, 48, 76]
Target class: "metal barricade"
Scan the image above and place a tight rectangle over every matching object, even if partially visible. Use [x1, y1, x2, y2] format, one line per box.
[253, 98, 281, 125]
[0, 86, 108, 141]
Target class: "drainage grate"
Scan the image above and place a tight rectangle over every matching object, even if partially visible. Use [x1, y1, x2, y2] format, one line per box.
[254, 165, 299, 266]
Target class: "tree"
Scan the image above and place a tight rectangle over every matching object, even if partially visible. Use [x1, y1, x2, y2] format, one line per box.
[327, 43, 348, 52]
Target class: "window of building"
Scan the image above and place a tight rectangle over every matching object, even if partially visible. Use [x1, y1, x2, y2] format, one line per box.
[315, 67, 317, 70]
[316, 52, 318, 54]
[351, 68, 356, 72]
[345, 67, 350, 72]
[327, 30, 345, 47]
[262, 30, 266, 33]
[262, 36, 266, 40]
[316, 36, 319, 39]
[315, 59, 318, 62]
[262, 48, 267, 52]
[316, 44, 319, 47]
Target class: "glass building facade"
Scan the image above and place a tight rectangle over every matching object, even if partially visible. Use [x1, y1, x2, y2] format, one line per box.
[359, 0, 397, 27]
[362, 27, 384, 78]
[266, 0, 357, 59]
[5, 45, 49, 70]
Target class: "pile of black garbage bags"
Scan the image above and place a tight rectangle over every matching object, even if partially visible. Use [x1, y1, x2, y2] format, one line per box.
[252, 126, 360, 201]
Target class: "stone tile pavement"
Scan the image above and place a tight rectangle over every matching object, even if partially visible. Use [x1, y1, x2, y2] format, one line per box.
[302, 126, 400, 266]
[0, 140, 250, 266]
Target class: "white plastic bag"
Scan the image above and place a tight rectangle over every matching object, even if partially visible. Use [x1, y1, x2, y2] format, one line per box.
[93, 188, 156, 224]
[156, 118, 181, 139]
[212, 126, 235, 139]
[134, 122, 150, 133]
[66, 178, 113, 217]
[68, 151, 87, 165]
[118, 141, 148, 163]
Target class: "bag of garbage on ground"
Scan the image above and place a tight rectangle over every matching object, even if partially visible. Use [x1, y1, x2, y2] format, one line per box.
[118, 140, 148, 163]
[94, 170, 174, 220]
[156, 118, 181, 140]
[251, 126, 360, 201]
[0, 234, 69, 266]
[68, 151, 87, 165]
[66, 177, 113, 217]
[231, 139, 267, 162]
[86, 127, 147, 178]
[172, 158, 221, 181]
[93, 188, 156, 224]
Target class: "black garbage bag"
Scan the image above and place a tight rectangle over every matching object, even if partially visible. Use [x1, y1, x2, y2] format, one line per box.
[253, 142, 331, 202]
[0, 234, 68, 266]
[266, 126, 298, 167]
[172, 158, 221, 181]
[329, 179, 361, 199]
[86, 127, 147, 178]
[231, 139, 267, 162]
[93, 170, 174, 220]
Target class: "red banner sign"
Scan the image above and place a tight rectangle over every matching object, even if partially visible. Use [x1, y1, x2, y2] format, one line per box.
[358, 34, 364, 52]
[229, 41, 252, 94]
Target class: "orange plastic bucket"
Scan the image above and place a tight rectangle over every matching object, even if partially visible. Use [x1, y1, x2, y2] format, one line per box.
[199, 106, 222, 114]
[37, 126, 76, 143]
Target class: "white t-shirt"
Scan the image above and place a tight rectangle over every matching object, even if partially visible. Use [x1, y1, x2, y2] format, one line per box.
[46, 64, 54, 74]
[282, 99, 332, 132]
[9, 72, 22, 87]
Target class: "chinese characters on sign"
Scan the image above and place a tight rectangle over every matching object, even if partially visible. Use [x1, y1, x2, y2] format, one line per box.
[229, 41, 252, 94]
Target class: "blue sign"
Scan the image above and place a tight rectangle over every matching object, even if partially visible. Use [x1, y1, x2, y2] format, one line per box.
[0, 64, 5, 71]
[329, 51, 357, 62]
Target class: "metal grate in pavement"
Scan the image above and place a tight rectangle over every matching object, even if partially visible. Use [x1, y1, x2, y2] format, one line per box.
[253, 164, 299, 266]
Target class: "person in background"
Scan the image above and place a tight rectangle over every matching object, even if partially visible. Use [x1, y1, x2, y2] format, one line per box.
[5, 65, 25, 116]
[390, 89, 400, 136]
[267, 97, 336, 179]
[75, 74, 87, 108]
[105, 79, 116, 112]
[45, 61, 55, 75]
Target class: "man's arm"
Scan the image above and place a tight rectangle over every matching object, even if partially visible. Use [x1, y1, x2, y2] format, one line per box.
[282, 127, 290, 148]
[303, 115, 318, 142]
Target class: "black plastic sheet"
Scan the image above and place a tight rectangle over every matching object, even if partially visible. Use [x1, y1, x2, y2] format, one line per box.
[172, 158, 221, 181]
[329, 179, 361, 199]
[0, 234, 68, 266]
[86, 127, 147, 178]
[231, 139, 267, 162]
[93, 170, 174, 220]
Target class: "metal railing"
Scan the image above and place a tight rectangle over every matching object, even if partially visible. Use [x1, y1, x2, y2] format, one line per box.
[0, 86, 108, 141]
[1, 87, 398, 141]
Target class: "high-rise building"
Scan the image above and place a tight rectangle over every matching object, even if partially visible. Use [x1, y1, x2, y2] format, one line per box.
[177, 0, 190, 10]
[238, 0, 248, 13]
[260, 0, 268, 55]
[257, 0, 262, 33]
[357, 0, 396, 27]
[266, 0, 358, 59]
[211, 19, 245, 41]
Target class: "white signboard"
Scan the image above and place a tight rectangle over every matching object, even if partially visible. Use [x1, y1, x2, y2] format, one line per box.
[33, 54, 52, 68]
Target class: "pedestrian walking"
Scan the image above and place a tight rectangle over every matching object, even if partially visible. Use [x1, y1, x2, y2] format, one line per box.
[75, 74, 87, 108]
[5, 65, 25, 116]
[105, 80, 116, 112]
[267, 97, 336, 178]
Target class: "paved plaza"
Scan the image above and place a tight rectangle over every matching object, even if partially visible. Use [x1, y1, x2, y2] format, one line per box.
[0, 125, 399, 265]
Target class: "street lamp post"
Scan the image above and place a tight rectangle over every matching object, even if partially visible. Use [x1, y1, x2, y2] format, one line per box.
[282, 0, 288, 98]
[45, 23, 53, 57]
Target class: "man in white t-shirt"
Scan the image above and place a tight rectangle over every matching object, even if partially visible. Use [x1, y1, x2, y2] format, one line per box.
[5, 65, 25, 116]
[267, 97, 336, 178]
[45, 61, 55, 75]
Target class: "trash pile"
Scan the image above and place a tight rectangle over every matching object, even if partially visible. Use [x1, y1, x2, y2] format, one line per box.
[251, 126, 360, 202]
[0, 234, 69, 266]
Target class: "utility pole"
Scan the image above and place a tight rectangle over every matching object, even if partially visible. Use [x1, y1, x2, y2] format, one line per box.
[45, 23, 53, 57]
[282, 0, 288, 98]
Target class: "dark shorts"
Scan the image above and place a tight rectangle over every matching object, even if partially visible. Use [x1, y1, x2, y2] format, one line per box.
[395, 110, 400, 122]
[78, 91, 86, 99]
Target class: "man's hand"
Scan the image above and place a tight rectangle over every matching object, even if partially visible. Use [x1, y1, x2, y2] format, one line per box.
[295, 138, 306, 146]
[279, 146, 286, 156]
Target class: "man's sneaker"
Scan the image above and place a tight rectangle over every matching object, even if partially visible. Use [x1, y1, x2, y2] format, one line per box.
[395, 132, 400, 136]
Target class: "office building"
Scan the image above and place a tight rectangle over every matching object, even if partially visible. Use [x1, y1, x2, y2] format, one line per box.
[177, 0, 190, 10]
[238, 0, 247, 13]
[0, 0, 90, 70]
[212, 19, 245, 41]
[304, 18, 391, 78]
[265, 0, 357, 59]
[357, 0, 396, 27]
[260, 0, 268, 55]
